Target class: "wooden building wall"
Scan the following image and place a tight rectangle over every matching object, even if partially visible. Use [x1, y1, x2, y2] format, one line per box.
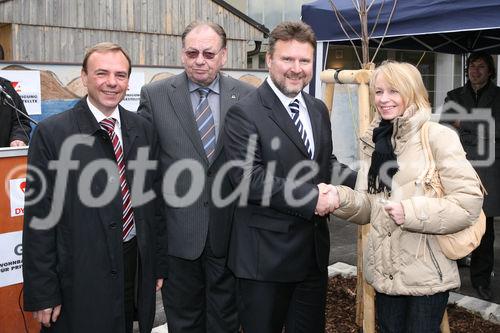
[0, 0, 266, 68]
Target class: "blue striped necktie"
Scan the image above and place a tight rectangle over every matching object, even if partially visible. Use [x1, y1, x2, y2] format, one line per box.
[289, 99, 312, 159]
[195, 88, 216, 162]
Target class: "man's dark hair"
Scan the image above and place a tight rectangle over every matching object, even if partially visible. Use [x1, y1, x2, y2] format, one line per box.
[268, 21, 316, 56]
[181, 21, 227, 49]
[466, 52, 496, 80]
[82, 42, 132, 76]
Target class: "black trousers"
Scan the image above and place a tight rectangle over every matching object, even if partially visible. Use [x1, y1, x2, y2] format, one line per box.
[237, 268, 328, 333]
[470, 216, 495, 288]
[376, 291, 449, 333]
[123, 237, 137, 333]
[162, 238, 238, 333]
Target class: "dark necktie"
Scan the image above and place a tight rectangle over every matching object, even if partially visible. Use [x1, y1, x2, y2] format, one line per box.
[100, 117, 135, 241]
[289, 99, 312, 159]
[195, 88, 216, 162]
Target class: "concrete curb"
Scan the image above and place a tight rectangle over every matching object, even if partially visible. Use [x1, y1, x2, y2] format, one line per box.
[328, 262, 500, 324]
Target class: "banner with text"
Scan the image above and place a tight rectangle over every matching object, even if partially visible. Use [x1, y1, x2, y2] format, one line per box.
[0, 70, 42, 115]
[120, 71, 145, 112]
[0, 231, 23, 288]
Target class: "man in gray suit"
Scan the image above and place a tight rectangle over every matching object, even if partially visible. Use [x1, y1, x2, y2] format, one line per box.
[138, 21, 254, 333]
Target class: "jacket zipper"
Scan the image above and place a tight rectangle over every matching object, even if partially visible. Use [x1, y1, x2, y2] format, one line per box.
[426, 238, 443, 282]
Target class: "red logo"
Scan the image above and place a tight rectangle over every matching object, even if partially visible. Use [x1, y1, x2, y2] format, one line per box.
[10, 81, 21, 93]
[19, 181, 26, 193]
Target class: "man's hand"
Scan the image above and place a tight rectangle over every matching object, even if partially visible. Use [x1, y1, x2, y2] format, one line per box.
[315, 183, 340, 216]
[156, 278, 164, 291]
[384, 202, 405, 225]
[10, 140, 26, 147]
[33, 305, 61, 328]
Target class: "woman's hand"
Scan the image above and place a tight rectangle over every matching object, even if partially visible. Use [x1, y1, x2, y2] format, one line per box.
[384, 202, 405, 225]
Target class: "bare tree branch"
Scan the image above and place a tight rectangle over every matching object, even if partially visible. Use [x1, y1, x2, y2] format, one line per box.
[370, 0, 398, 63]
[369, 0, 385, 37]
[328, 0, 363, 67]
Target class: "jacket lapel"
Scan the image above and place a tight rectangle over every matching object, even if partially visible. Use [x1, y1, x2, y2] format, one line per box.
[260, 82, 310, 158]
[169, 73, 208, 162]
[119, 106, 138, 160]
[302, 92, 322, 160]
[460, 85, 476, 108]
[74, 98, 102, 136]
[212, 75, 239, 164]
[478, 82, 497, 108]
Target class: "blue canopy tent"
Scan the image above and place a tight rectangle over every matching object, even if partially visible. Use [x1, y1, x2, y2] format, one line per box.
[301, 0, 500, 96]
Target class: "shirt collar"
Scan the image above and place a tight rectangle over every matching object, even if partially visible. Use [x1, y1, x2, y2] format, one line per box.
[86, 97, 122, 128]
[266, 77, 306, 110]
[188, 74, 221, 95]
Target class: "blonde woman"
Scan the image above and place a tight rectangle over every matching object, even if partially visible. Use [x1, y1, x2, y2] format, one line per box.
[331, 61, 483, 332]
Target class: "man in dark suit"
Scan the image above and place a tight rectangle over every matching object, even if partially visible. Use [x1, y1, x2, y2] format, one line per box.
[444, 52, 500, 301]
[23, 42, 167, 333]
[138, 21, 254, 333]
[0, 76, 31, 147]
[223, 21, 338, 333]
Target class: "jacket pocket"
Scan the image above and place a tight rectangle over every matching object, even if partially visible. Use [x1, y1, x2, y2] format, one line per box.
[248, 212, 291, 233]
[426, 238, 443, 282]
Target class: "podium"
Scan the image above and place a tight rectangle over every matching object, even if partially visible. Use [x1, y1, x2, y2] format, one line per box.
[0, 147, 40, 333]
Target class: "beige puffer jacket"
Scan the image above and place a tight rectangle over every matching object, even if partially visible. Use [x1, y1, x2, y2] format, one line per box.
[334, 105, 483, 296]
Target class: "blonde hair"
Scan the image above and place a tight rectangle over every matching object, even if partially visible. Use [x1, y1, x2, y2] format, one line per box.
[369, 60, 430, 111]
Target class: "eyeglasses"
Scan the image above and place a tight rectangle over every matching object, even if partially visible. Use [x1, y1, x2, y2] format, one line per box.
[184, 48, 223, 60]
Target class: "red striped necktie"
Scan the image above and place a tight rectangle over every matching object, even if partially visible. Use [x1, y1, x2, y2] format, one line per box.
[100, 117, 135, 241]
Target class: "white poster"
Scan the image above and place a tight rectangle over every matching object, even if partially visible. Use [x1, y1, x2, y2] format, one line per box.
[0, 70, 42, 115]
[0, 231, 23, 288]
[120, 71, 145, 112]
[9, 178, 26, 217]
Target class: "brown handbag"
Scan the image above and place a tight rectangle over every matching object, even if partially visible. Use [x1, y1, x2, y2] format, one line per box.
[419, 122, 486, 260]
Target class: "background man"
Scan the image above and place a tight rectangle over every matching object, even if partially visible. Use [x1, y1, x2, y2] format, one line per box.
[0, 76, 31, 146]
[444, 52, 500, 300]
[138, 21, 254, 332]
[23, 42, 166, 333]
[223, 21, 338, 333]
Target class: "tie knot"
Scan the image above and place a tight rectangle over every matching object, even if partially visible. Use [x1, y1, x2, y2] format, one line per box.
[198, 87, 210, 99]
[289, 99, 300, 113]
[100, 117, 116, 133]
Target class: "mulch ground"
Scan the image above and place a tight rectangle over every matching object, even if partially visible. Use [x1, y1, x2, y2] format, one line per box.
[325, 275, 499, 332]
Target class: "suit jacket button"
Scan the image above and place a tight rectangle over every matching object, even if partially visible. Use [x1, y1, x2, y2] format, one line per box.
[111, 269, 117, 276]
[204, 201, 209, 207]
[110, 222, 117, 229]
[389, 274, 393, 280]
[207, 171, 213, 177]
[388, 232, 391, 237]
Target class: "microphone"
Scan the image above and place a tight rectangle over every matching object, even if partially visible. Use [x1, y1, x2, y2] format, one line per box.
[0, 84, 14, 101]
[0, 84, 38, 125]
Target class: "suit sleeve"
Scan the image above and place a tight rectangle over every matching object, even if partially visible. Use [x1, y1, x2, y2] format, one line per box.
[223, 103, 319, 219]
[152, 127, 169, 278]
[137, 86, 169, 278]
[22, 124, 61, 311]
[137, 86, 154, 123]
[3, 80, 31, 144]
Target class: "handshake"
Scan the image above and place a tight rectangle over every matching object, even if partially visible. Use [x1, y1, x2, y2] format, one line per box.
[314, 183, 340, 216]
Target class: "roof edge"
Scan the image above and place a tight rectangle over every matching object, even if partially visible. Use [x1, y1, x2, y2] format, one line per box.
[212, 0, 269, 37]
